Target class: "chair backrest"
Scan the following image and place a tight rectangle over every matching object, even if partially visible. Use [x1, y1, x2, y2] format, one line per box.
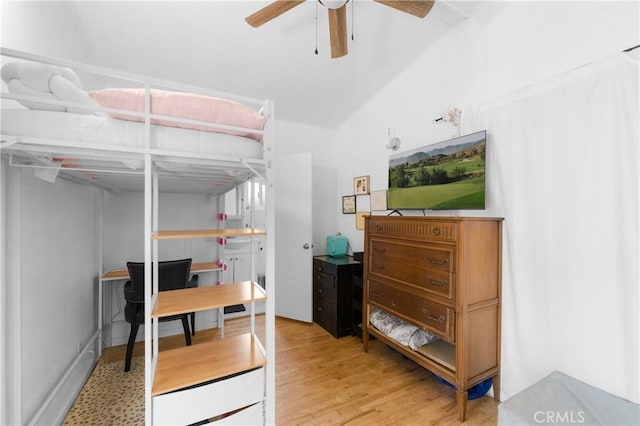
[126, 258, 192, 302]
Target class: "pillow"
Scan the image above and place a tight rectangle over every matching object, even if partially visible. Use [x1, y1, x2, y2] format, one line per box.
[49, 75, 95, 114]
[2, 62, 94, 114]
[7, 79, 66, 112]
[88, 88, 265, 140]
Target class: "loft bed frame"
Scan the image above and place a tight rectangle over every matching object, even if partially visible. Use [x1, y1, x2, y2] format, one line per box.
[0, 47, 275, 425]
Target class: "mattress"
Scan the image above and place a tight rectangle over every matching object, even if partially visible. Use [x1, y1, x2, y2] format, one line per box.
[1, 108, 263, 160]
[498, 371, 640, 425]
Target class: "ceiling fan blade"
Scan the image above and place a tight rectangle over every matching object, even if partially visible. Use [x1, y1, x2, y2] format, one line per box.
[374, 0, 435, 18]
[328, 5, 348, 58]
[245, 0, 305, 28]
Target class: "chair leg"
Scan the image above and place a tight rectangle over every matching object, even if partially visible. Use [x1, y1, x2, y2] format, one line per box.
[181, 316, 192, 346]
[124, 322, 140, 373]
[190, 312, 196, 336]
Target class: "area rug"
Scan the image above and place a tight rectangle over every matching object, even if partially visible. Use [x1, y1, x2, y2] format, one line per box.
[63, 357, 144, 425]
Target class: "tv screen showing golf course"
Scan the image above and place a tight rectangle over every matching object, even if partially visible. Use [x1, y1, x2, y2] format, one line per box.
[388, 130, 486, 210]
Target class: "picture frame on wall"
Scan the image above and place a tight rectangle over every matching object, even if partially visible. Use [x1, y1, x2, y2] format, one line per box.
[354, 175, 370, 195]
[370, 190, 387, 211]
[356, 211, 370, 230]
[342, 195, 356, 214]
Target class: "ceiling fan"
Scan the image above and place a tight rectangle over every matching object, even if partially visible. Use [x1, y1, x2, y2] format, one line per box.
[245, 0, 436, 59]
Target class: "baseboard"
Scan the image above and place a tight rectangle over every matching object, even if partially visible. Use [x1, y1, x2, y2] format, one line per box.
[28, 333, 98, 425]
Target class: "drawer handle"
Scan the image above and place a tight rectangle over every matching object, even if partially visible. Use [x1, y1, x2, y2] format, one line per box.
[318, 288, 323, 293]
[428, 277, 449, 287]
[317, 267, 323, 272]
[375, 224, 383, 231]
[371, 291, 384, 298]
[373, 247, 386, 253]
[432, 227, 441, 236]
[318, 306, 322, 312]
[421, 308, 445, 323]
[373, 263, 386, 270]
[427, 256, 448, 265]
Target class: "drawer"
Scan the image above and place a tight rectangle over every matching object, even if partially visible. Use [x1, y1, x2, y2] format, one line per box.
[368, 279, 455, 343]
[370, 240, 455, 272]
[313, 270, 336, 301]
[413, 298, 455, 343]
[153, 367, 264, 425]
[314, 296, 336, 330]
[369, 240, 455, 300]
[368, 280, 413, 316]
[367, 216, 457, 242]
[313, 258, 337, 275]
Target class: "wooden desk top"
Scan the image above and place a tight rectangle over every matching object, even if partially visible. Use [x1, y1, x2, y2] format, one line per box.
[101, 261, 221, 281]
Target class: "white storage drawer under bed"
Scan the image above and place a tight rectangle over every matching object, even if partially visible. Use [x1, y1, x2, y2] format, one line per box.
[152, 367, 264, 425]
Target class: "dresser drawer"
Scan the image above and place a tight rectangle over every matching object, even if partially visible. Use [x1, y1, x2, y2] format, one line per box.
[368, 279, 455, 343]
[313, 270, 336, 301]
[367, 216, 457, 242]
[368, 280, 414, 317]
[413, 298, 455, 343]
[370, 240, 455, 273]
[369, 240, 455, 300]
[314, 296, 336, 331]
[313, 258, 337, 275]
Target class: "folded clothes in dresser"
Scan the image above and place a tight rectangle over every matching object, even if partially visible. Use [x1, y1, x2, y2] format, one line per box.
[369, 308, 438, 350]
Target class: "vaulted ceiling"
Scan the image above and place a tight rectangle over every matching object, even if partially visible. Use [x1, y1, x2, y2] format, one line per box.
[61, 2, 481, 127]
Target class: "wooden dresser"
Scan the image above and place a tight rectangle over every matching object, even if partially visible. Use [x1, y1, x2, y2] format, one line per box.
[363, 215, 502, 422]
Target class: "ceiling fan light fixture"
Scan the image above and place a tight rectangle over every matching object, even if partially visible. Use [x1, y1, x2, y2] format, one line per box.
[318, 0, 350, 10]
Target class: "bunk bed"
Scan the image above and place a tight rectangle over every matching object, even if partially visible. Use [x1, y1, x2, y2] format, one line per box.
[0, 47, 275, 425]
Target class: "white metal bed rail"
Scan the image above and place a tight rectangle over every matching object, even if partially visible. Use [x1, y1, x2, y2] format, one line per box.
[1, 47, 267, 111]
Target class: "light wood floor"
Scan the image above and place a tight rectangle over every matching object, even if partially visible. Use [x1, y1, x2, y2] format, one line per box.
[102, 316, 498, 425]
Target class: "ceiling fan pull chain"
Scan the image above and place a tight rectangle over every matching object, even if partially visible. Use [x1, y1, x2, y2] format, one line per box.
[314, 0, 319, 54]
[351, 0, 354, 40]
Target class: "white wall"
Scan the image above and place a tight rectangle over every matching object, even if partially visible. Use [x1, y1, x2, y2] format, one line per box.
[0, 1, 93, 62]
[335, 1, 639, 250]
[3, 167, 99, 425]
[1, 3, 97, 425]
[334, 0, 639, 404]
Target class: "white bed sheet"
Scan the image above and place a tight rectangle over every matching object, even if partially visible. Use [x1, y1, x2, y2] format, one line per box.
[1, 109, 263, 159]
[498, 371, 640, 425]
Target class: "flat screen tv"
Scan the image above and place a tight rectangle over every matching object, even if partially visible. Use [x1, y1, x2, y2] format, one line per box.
[388, 130, 486, 210]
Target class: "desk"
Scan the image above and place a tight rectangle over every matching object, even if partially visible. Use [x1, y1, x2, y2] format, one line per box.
[98, 261, 222, 354]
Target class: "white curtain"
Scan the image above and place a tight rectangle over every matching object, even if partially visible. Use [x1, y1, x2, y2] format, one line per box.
[465, 50, 639, 403]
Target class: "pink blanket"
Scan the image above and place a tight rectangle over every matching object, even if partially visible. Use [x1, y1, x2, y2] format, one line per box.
[89, 88, 265, 141]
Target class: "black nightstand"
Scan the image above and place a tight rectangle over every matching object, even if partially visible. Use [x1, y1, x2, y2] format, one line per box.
[312, 255, 359, 338]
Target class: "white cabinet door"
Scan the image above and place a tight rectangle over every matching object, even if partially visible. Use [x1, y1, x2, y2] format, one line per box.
[222, 253, 251, 283]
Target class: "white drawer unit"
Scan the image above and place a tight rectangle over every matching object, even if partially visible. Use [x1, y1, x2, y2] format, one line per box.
[153, 367, 264, 425]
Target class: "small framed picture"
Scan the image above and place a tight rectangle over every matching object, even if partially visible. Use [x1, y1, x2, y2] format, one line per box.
[342, 195, 356, 214]
[370, 190, 387, 211]
[356, 211, 370, 230]
[354, 175, 370, 195]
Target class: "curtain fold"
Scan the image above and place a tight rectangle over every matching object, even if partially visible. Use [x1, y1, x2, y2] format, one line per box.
[465, 50, 639, 403]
